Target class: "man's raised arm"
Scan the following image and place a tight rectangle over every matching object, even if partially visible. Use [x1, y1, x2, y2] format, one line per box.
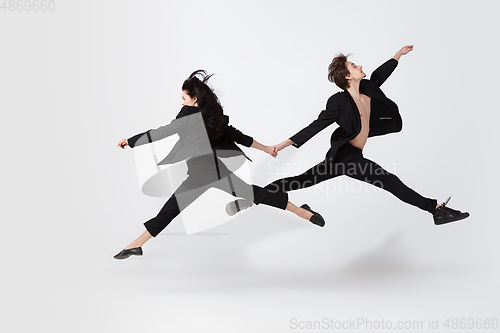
[370, 45, 413, 87]
[393, 45, 413, 62]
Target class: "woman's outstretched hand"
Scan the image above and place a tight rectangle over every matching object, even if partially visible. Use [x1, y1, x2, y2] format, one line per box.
[118, 139, 129, 149]
[250, 139, 277, 157]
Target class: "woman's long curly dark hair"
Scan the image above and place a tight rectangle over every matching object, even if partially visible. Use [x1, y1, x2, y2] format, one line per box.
[182, 70, 226, 145]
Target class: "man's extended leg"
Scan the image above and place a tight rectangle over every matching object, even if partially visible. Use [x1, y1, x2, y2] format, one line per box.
[264, 158, 340, 194]
[341, 145, 469, 224]
[345, 152, 437, 213]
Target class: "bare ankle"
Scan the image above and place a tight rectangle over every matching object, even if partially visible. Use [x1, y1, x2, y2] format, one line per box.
[125, 243, 140, 250]
[299, 208, 313, 220]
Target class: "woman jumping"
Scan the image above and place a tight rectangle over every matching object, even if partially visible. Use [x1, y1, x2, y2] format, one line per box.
[114, 70, 325, 260]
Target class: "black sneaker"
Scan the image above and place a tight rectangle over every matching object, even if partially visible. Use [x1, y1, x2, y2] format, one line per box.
[433, 196, 470, 225]
[300, 204, 325, 227]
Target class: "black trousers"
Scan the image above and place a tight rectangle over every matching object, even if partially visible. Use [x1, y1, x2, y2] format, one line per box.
[264, 143, 437, 214]
[144, 154, 289, 237]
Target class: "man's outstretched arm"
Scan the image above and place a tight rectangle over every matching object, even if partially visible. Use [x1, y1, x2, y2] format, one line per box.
[272, 97, 340, 153]
[370, 45, 413, 87]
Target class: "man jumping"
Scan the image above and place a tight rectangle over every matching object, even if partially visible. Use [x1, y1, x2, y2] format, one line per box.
[226, 45, 469, 226]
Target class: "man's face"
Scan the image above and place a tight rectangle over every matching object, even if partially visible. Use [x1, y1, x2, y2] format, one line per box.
[345, 61, 366, 82]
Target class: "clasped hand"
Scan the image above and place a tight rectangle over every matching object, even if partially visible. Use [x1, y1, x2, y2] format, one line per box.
[264, 140, 289, 158]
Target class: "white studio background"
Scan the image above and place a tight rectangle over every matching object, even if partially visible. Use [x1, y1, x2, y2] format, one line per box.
[1, 1, 499, 332]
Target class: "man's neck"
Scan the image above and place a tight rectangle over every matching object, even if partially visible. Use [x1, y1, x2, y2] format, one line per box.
[346, 80, 361, 99]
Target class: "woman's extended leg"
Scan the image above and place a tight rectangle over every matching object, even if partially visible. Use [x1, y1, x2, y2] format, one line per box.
[114, 176, 209, 259]
[115, 159, 326, 259]
[221, 172, 324, 226]
[124, 230, 153, 250]
[285, 201, 313, 220]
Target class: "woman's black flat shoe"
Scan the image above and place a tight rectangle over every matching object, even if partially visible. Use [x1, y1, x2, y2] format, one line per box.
[300, 204, 325, 227]
[113, 247, 143, 260]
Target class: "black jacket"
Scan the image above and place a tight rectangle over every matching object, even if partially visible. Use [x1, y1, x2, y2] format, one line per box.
[127, 105, 254, 166]
[289, 58, 403, 161]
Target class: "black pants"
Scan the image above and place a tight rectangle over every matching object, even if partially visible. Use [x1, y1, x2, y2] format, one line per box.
[144, 155, 289, 237]
[264, 143, 437, 214]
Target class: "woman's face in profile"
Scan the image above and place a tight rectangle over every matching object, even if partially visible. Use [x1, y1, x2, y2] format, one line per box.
[182, 90, 198, 107]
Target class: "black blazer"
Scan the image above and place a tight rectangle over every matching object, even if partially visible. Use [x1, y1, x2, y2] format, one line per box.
[289, 58, 403, 161]
[127, 105, 254, 166]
